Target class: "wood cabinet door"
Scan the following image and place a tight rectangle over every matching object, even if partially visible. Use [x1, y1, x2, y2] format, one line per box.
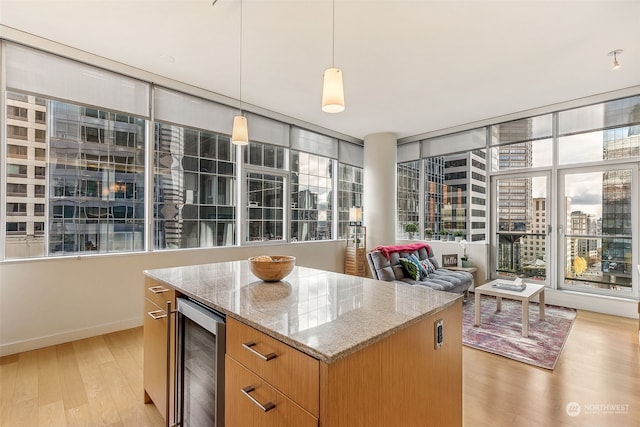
[143, 298, 174, 422]
[225, 356, 317, 427]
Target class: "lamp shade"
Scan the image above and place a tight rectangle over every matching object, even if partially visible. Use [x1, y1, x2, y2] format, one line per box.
[349, 207, 362, 222]
[322, 67, 345, 113]
[231, 115, 249, 145]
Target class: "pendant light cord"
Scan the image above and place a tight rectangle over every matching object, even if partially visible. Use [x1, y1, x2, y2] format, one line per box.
[239, 0, 243, 114]
[331, 0, 335, 67]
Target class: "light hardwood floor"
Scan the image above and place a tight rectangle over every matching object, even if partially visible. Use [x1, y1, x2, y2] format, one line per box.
[0, 328, 163, 427]
[1, 310, 638, 427]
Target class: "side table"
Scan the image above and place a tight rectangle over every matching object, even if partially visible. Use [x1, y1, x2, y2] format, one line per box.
[474, 281, 545, 337]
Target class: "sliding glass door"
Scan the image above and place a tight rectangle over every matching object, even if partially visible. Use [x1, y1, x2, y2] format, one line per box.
[493, 172, 550, 284]
[558, 166, 636, 296]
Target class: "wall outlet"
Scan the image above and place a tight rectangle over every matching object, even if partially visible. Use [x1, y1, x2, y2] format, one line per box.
[434, 318, 444, 349]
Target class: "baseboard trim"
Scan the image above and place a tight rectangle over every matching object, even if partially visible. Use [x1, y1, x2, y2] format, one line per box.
[0, 317, 142, 357]
[470, 287, 638, 319]
[544, 288, 638, 319]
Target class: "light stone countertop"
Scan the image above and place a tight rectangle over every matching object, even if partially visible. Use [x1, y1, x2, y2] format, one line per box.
[144, 260, 461, 363]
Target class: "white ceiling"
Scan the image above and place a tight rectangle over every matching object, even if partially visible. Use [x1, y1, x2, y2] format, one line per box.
[1, 0, 639, 141]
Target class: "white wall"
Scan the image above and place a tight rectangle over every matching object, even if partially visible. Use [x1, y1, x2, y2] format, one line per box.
[0, 241, 345, 356]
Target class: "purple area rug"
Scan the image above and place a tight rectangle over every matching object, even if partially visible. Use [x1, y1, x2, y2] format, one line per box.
[462, 294, 576, 370]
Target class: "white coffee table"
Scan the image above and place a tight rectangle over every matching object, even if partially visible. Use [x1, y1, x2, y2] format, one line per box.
[474, 280, 546, 337]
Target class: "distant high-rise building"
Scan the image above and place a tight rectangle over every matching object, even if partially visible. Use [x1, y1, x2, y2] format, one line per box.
[5, 92, 47, 258]
[397, 160, 421, 237]
[570, 211, 598, 261]
[424, 157, 444, 235]
[441, 150, 487, 242]
[600, 99, 638, 285]
[523, 197, 546, 263]
[494, 119, 534, 274]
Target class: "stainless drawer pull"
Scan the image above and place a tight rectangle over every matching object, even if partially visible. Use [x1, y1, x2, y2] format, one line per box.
[242, 341, 277, 361]
[148, 309, 167, 320]
[241, 386, 276, 412]
[148, 285, 170, 294]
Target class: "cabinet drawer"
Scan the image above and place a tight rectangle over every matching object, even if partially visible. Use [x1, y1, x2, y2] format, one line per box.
[227, 317, 319, 417]
[225, 356, 317, 427]
[145, 277, 175, 309]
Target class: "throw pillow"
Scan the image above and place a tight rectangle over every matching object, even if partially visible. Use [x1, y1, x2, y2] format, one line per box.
[428, 256, 440, 270]
[419, 260, 431, 278]
[399, 257, 420, 281]
[422, 258, 436, 274]
[408, 253, 428, 279]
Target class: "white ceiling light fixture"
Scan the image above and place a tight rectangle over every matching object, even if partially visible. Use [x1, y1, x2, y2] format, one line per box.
[231, 0, 249, 145]
[322, 0, 345, 113]
[608, 49, 623, 70]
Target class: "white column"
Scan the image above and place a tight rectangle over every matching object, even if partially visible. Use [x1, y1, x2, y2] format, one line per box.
[363, 132, 397, 251]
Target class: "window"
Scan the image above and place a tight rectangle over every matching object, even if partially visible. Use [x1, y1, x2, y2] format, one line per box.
[154, 123, 236, 249]
[246, 172, 286, 242]
[396, 160, 421, 238]
[7, 203, 27, 215]
[35, 110, 46, 123]
[418, 150, 487, 241]
[553, 96, 640, 298]
[6, 222, 27, 234]
[7, 144, 28, 158]
[8, 92, 28, 102]
[8, 125, 28, 140]
[337, 164, 363, 239]
[82, 126, 105, 143]
[8, 105, 28, 120]
[291, 151, 333, 241]
[4, 93, 147, 258]
[7, 183, 27, 196]
[405, 130, 488, 242]
[35, 129, 46, 142]
[34, 222, 45, 234]
[2, 52, 352, 261]
[246, 141, 285, 169]
[7, 164, 28, 177]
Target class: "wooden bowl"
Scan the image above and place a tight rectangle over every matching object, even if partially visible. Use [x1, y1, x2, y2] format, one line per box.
[248, 255, 296, 282]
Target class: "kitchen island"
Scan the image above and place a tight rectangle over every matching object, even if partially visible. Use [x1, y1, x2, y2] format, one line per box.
[144, 260, 462, 426]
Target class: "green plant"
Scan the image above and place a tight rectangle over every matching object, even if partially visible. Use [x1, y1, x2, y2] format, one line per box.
[441, 229, 450, 236]
[424, 228, 433, 235]
[404, 223, 418, 233]
[453, 230, 463, 237]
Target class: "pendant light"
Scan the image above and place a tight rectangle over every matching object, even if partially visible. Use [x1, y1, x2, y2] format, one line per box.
[322, 0, 345, 113]
[232, 0, 249, 145]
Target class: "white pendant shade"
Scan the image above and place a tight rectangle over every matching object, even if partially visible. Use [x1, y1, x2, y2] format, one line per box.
[231, 115, 249, 145]
[322, 67, 345, 113]
[349, 207, 362, 222]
